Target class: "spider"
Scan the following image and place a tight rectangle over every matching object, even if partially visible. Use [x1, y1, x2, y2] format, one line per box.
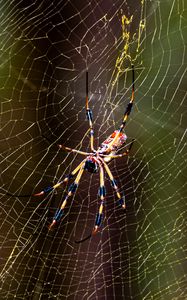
[32, 65, 135, 240]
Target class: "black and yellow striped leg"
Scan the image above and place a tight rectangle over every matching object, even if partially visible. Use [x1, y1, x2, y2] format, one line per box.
[85, 71, 95, 152]
[119, 65, 135, 133]
[48, 161, 85, 230]
[93, 164, 105, 234]
[107, 65, 135, 150]
[34, 160, 86, 197]
[103, 161, 126, 209]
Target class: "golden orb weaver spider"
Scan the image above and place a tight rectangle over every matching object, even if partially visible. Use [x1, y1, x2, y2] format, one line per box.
[34, 65, 135, 242]
[8, 66, 135, 243]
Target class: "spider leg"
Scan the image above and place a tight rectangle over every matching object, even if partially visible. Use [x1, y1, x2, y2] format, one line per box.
[41, 135, 90, 156]
[58, 144, 90, 156]
[6, 160, 87, 198]
[34, 160, 86, 196]
[118, 65, 135, 131]
[102, 160, 126, 209]
[85, 71, 95, 152]
[75, 158, 126, 243]
[92, 163, 105, 235]
[48, 161, 85, 230]
[107, 65, 135, 150]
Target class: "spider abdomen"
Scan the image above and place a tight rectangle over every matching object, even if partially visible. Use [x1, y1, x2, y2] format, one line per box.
[101, 130, 127, 151]
[98, 131, 127, 162]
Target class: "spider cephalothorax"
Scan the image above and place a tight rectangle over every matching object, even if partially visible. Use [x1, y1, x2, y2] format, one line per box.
[84, 156, 98, 173]
[12, 66, 135, 242]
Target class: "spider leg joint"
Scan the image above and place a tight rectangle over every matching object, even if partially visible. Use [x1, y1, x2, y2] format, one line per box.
[68, 183, 78, 193]
[124, 102, 133, 117]
[86, 109, 93, 122]
[98, 186, 106, 197]
[43, 186, 54, 193]
[34, 186, 53, 196]
[95, 212, 103, 226]
[58, 144, 67, 150]
[118, 196, 126, 210]
[48, 208, 64, 230]
[92, 213, 103, 235]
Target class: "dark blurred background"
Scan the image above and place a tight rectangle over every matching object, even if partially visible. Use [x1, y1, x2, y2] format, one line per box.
[0, 0, 187, 299]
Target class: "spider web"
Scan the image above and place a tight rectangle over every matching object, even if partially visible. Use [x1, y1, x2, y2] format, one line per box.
[0, 0, 187, 299]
